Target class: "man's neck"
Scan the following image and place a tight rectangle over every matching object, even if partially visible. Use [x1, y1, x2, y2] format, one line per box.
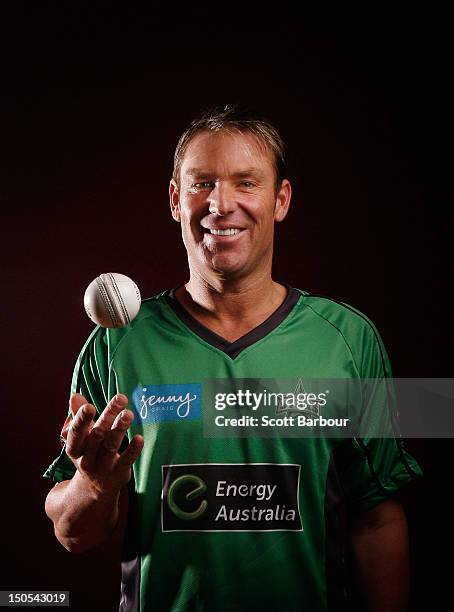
[174, 270, 288, 343]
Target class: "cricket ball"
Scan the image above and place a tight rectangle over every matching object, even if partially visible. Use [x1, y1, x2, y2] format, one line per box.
[83, 272, 141, 328]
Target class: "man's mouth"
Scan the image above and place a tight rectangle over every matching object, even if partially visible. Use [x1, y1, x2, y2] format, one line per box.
[208, 228, 242, 236]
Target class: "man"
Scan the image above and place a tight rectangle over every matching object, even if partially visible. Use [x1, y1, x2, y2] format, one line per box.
[44, 105, 422, 611]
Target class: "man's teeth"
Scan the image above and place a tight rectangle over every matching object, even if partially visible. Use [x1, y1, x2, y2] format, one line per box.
[209, 228, 241, 236]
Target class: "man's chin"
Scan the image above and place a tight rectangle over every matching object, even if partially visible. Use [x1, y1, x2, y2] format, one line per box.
[206, 254, 248, 278]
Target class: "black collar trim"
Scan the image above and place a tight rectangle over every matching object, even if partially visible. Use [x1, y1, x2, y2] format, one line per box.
[165, 283, 301, 359]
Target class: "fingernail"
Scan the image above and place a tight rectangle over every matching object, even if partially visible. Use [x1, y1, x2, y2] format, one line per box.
[115, 394, 128, 407]
[120, 410, 131, 422]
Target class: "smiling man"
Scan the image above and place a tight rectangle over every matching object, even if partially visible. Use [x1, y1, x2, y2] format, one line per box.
[44, 105, 422, 612]
[168, 120, 291, 342]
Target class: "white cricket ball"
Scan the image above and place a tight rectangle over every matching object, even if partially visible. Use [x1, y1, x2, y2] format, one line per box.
[83, 272, 141, 328]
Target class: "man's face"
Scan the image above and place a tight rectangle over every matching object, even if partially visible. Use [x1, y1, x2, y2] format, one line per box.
[169, 130, 291, 280]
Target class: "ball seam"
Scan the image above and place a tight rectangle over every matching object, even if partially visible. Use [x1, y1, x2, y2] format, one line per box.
[96, 276, 119, 327]
[107, 272, 130, 325]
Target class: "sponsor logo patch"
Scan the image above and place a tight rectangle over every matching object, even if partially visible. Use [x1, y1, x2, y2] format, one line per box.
[162, 463, 302, 532]
[132, 383, 202, 422]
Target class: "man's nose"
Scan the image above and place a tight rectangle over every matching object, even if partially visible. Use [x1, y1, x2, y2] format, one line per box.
[208, 182, 237, 215]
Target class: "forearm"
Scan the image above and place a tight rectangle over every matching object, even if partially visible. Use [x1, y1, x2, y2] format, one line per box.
[350, 499, 409, 612]
[45, 471, 122, 553]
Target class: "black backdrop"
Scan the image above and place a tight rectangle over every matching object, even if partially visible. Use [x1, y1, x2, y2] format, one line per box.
[1, 8, 451, 612]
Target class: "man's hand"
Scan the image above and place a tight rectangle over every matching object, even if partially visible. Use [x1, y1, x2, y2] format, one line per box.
[45, 393, 144, 553]
[65, 393, 144, 497]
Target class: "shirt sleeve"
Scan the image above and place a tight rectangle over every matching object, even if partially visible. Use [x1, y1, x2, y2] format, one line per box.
[42, 326, 111, 483]
[338, 314, 423, 514]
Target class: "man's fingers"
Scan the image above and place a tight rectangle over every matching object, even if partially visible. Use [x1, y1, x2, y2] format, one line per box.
[79, 425, 105, 473]
[66, 402, 96, 459]
[67, 393, 137, 479]
[117, 435, 144, 471]
[97, 410, 134, 469]
[70, 393, 88, 417]
[92, 394, 128, 434]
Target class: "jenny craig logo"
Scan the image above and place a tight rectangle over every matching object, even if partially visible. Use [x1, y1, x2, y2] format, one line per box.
[132, 383, 202, 423]
[162, 464, 302, 532]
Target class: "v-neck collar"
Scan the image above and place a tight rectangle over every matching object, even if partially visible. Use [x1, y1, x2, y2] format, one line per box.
[164, 282, 301, 359]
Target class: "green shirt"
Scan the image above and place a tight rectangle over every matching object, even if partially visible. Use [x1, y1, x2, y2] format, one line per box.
[44, 286, 422, 611]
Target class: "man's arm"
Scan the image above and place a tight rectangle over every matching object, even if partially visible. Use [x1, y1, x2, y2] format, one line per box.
[349, 498, 409, 612]
[45, 393, 143, 554]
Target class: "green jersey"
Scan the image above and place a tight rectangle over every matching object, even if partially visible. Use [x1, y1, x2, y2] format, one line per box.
[44, 286, 422, 611]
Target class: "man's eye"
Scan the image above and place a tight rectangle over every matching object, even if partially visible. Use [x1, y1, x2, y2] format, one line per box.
[240, 181, 254, 188]
[194, 182, 213, 189]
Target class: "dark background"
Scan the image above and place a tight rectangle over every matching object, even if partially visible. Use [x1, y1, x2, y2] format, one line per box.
[1, 7, 451, 611]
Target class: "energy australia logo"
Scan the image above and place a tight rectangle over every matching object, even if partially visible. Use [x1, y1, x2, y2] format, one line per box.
[132, 383, 202, 422]
[162, 464, 302, 532]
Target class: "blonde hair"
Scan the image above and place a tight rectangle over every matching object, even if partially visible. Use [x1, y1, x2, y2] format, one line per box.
[173, 104, 287, 192]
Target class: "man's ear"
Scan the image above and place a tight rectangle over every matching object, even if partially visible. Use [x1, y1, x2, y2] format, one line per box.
[169, 179, 181, 222]
[274, 179, 292, 222]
